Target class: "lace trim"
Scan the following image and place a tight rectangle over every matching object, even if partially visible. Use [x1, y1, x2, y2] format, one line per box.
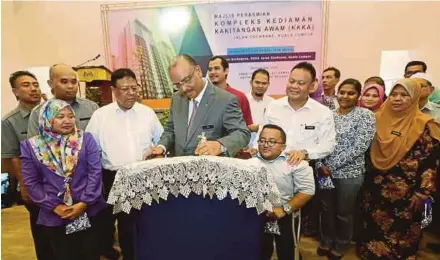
[108, 156, 281, 214]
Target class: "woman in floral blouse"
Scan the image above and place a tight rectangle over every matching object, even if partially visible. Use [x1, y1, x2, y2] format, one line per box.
[315, 79, 376, 259]
[360, 78, 440, 259]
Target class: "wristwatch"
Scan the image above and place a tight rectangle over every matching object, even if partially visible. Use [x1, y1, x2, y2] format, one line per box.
[282, 203, 293, 215]
[220, 143, 227, 154]
[301, 149, 309, 160]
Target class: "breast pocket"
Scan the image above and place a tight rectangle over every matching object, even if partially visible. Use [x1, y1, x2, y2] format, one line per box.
[299, 124, 318, 142]
[201, 124, 215, 131]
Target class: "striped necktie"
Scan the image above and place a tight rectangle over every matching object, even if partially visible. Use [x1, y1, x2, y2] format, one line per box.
[187, 100, 198, 140]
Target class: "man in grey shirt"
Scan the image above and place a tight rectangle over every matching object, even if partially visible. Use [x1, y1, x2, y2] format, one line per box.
[2, 71, 55, 260]
[250, 124, 315, 260]
[27, 64, 99, 138]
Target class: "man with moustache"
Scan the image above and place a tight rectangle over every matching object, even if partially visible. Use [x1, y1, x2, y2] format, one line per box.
[246, 68, 274, 146]
[260, 62, 336, 237]
[86, 68, 164, 260]
[2, 71, 55, 260]
[27, 64, 99, 137]
[321, 67, 341, 110]
[146, 54, 250, 158]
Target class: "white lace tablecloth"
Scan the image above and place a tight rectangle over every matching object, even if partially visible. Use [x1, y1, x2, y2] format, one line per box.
[108, 156, 280, 214]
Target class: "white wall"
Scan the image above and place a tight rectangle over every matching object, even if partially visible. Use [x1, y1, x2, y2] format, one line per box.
[2, 1, 440, 116]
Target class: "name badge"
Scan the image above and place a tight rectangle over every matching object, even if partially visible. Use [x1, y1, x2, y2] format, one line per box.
[391, 130, 401, 136]
[20, 131, 27, 135]
[79, 117, 91, 121]
[305, 125, 315, 130]
[202, 125, 214, 130]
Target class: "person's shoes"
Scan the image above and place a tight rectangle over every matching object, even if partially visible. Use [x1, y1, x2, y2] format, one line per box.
[327, 251, 343, 260]
[316, 246, 330, 257]
[102, 248, 120, 260]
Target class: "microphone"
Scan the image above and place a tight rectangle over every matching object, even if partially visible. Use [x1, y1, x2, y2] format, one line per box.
[77, 54, 101, 67]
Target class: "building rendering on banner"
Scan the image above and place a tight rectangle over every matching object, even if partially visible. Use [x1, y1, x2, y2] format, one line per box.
[116, 19, 175, 99]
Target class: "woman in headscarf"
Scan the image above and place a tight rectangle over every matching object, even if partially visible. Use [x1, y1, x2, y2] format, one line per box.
[364, 76, 387, 101]
[358, 84, 385, 112]
[359, 78, 440, 259]
[20, 100, 106, 260]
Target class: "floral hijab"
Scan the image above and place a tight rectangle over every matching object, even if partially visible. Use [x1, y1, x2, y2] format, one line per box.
[28, 99, 83, 205]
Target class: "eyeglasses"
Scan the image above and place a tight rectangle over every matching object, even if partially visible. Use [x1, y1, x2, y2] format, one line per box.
[173, 67, 197, 89]
[257, 139, 285, 147]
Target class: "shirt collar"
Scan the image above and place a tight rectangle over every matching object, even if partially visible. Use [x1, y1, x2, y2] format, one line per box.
[193, 78, 208, 104]
[422, 101, 435, 111]
[283, 96, 313, 110]
[17, 105, 32, 118]
[256, 151, 287, 163]
[114, 101, 138, 113]
[248, 92, 267, 102]
[321, 92, 336, 98]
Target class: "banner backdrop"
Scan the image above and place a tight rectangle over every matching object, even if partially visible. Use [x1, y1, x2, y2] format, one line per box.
[105, 1, 323, 99]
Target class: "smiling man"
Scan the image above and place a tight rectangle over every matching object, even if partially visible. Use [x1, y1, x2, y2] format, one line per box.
[258, 62, 336, 237]
[251, 124, 314, 260]
[147, 54, 250, 158]
[246, 69, 274, 145]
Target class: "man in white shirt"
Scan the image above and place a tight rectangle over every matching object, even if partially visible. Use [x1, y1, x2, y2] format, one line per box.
[260, 62, 336, 164]
[251, 124, 314, 260]
[86, 68, 164, 260]
[259, 61, 336, 237]
[410, 72, 440, 123]
[246, 69, 274, 146]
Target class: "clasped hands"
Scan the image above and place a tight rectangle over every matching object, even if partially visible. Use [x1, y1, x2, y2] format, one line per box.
[53, 202, 87, 220]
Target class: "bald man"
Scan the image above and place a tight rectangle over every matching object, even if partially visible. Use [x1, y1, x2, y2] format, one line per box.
[147, 54, 250, 157]
[27, 64, 99, 137]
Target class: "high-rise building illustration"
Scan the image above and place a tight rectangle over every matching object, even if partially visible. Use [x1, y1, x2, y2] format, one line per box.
[116, 19, 175, 99]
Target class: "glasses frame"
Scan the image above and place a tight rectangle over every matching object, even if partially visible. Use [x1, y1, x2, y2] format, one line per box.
[257, 139, 285, 147]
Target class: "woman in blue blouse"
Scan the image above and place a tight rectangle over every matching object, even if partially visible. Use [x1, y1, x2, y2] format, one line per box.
[315, 79, 376, 259]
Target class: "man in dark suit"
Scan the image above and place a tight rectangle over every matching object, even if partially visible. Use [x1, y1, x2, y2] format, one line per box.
[147, 54, 250, 157]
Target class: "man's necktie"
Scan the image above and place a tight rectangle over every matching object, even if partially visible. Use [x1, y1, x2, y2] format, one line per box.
[187, 100, 198, 140]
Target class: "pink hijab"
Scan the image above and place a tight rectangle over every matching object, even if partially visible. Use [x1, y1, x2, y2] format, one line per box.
[358, 84, 385, 111]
